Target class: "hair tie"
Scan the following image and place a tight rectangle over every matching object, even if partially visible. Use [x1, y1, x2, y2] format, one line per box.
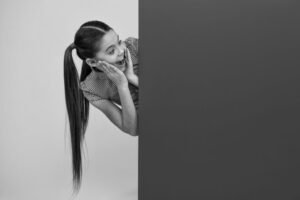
[69, 42, 76, 50]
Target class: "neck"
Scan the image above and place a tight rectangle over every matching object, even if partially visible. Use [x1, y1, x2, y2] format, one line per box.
[92, 68, 107, 79]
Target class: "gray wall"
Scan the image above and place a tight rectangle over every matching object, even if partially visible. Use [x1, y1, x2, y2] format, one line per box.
[139, 0, 300, 199]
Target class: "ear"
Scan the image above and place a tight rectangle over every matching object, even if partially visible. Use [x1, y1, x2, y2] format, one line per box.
[85, 58, 98, 68]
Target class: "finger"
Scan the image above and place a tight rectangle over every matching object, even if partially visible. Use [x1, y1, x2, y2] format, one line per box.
[106, 62, 122, 73]
[98, 62, 106, 71]
[109, 64, 122, 74]
[95, 60, 106, 70]
[126, 48, 133, 65]
[102, 62, 114, 73]
[108, 65, 118, 74]
[101, 63, 111, 74]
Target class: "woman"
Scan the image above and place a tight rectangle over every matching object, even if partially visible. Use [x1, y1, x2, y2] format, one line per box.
[63, 20, 139, 193]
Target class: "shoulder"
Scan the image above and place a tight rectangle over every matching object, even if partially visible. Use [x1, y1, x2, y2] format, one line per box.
[125, 36, 138, 44]
[124, 37, 139, 62]
[79, 72, 112, 101]
[125, 37, 138, 51]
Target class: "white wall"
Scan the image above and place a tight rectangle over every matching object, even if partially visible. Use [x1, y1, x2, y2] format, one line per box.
[0, 0, 138, 200]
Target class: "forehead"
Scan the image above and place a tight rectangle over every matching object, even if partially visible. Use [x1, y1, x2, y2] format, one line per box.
[98, 30, 118, 52]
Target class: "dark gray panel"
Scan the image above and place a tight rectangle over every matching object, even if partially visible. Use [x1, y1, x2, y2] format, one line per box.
[139, 1, 300, 199]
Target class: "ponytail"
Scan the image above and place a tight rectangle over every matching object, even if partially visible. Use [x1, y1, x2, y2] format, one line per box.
[63, 20, 112, 195]
[63, 43, 90, 194]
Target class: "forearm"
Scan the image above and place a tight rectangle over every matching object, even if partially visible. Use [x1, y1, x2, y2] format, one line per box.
[117, 85, 138, 136]
[127, 74, 139, 87]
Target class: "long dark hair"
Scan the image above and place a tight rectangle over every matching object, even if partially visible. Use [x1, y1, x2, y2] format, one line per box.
[63, 20, 113, 194]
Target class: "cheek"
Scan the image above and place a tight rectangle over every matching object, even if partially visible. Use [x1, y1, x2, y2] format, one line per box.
[101, 56, 115, 64]
[108, 56, 119, 63]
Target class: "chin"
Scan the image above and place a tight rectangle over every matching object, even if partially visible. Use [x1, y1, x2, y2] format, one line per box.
[114, 62, 127, 72]
[120, 66, 126, 72]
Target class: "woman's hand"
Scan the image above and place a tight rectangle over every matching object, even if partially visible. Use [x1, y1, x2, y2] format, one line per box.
[99, 61, 128, 88]
[124, 47, 135, 80]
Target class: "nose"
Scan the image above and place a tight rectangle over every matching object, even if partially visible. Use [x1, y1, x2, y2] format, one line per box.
[117, 42, 125, 57]
[117, 47, 125, 58]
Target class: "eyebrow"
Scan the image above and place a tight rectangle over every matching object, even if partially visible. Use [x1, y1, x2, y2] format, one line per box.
[105, 34, 119, 52]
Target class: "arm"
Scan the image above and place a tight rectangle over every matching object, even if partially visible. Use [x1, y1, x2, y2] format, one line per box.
[127, 74, 139, 87]
[124, 37, 139, 87]
[88, 60, 138, 136]
[87, 87, 138, 136]
[117, 85, 138, 135]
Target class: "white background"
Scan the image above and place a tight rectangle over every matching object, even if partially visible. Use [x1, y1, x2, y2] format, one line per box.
[0, 0, 138, 199]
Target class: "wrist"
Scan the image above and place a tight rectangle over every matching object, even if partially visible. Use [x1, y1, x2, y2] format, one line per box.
[128, 74, 138, 87]
[126, 73, 136, 80]
[117, 83, 129, 91]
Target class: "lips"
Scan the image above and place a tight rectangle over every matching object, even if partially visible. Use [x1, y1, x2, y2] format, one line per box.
[116, 55, 126, 65]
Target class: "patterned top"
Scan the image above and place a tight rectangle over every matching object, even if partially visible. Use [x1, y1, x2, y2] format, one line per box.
[79, 37, 139, 112]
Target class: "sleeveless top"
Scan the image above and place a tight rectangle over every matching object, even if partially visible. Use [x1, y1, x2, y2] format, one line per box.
[79, 37, 139, 112]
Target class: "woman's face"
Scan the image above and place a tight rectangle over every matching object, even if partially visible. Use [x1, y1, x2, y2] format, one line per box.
[89, 29, 127, 71]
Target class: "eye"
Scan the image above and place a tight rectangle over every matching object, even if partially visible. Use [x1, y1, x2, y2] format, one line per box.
[108, 49, 115, 55]
[108, 40, 122, 55]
